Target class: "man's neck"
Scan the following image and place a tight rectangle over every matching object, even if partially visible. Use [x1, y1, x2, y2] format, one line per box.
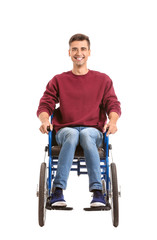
[72, 66, 89, 75]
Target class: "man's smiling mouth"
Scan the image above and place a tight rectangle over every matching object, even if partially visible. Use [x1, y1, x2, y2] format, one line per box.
[74, 56, 85, 61]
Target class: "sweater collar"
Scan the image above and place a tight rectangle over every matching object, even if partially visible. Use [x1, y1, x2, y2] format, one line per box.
[70, 69, 91, 77]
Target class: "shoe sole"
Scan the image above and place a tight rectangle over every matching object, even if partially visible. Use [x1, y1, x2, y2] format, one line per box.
[90, 202, 106, 207]
[51, 201, 67, 207]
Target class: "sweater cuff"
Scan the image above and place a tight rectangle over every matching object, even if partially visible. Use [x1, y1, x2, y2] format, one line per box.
[108, 109, 121, 118]
[37, 109, 51, 118]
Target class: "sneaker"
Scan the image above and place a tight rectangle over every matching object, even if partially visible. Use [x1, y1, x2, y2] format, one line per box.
[90, 190, 106, 207]
[50, 188, 67, 207]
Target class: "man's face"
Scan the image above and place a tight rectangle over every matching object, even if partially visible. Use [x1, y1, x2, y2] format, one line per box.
[69, 40, 91, 66]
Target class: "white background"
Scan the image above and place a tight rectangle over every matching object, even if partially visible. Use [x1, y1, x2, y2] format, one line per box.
[0, 0, 157, 239]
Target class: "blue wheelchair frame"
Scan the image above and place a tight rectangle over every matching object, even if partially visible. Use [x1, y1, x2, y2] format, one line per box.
[47, 115, 110, 202]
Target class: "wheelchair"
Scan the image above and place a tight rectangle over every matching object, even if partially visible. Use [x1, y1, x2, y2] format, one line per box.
[37, 115, 121, 227]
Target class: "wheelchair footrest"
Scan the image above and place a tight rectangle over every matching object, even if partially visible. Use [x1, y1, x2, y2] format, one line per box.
[46, 204, 73, 210]
[84, 203, 111, 211]
[51, 206, 73, 210]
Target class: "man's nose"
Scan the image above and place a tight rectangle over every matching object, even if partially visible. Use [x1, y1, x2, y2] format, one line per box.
[76, 49, 82, 55]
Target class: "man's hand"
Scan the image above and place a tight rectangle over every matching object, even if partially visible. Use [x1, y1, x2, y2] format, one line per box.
[103, 112, 119, 136]
[103, 121, 117, 136]
[39, 112, 53, 134]
[39, 121, 53, 134]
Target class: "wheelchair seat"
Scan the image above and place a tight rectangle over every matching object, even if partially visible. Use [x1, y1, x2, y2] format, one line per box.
[51, 129, 106, 158]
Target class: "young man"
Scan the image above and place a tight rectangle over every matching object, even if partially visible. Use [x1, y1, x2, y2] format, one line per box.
[37, 33, 121, 207]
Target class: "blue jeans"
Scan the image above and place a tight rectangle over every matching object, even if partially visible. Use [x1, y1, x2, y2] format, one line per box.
[53, 127, 103, 192]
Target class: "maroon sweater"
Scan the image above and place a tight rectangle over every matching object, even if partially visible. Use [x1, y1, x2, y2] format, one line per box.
[37, 70, 121, 133]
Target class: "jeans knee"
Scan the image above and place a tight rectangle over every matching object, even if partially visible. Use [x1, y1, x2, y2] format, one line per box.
[80, 129, 95, 147]
[80, 128, 103, 148]
[56, 128, 79, 146]
[65, 131, 79, 145]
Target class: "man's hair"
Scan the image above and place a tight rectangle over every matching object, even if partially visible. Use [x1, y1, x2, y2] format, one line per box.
[69, 33, 90, 49]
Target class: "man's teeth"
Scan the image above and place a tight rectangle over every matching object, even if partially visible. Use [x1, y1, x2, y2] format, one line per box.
[75, 57, 83, 60]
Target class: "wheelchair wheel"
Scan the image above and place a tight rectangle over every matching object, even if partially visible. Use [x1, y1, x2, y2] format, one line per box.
[38, 162, 48, 227]
[110, 163, 119, 227]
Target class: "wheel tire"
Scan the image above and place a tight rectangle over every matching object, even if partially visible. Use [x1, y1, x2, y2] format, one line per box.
[110, 163, 119, 227]
[38, 162, 47, 227]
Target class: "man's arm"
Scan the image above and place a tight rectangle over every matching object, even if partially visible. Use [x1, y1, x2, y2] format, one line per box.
[103, 112, 119, 136]
[37, 77, 59, 134]
[102, 77, 121, 136]
[39, 112, 53, 134]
